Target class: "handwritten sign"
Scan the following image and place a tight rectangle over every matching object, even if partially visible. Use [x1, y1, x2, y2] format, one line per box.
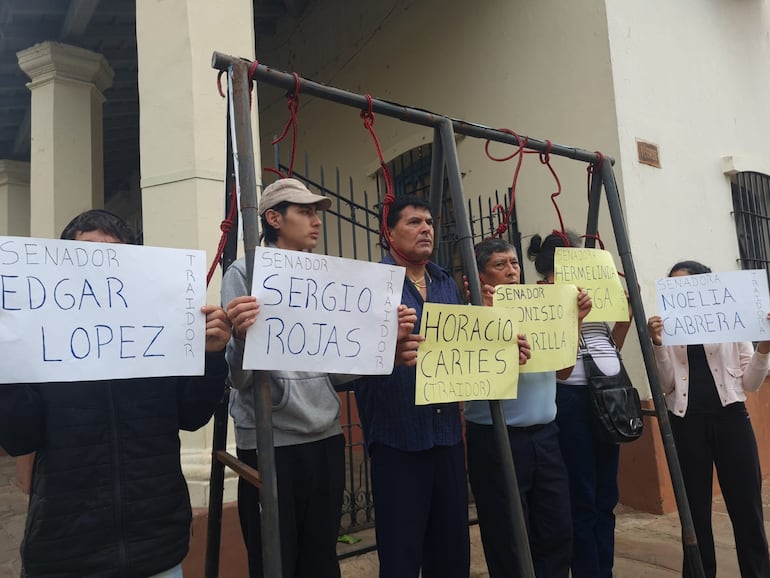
[655, 269, 770, 345]
[416, 303, 520, 405]
[554, 248, 627, 322]
[242, 247, 405, 374]
[494, 284, 579, 372]
[0, 236, 207, 384]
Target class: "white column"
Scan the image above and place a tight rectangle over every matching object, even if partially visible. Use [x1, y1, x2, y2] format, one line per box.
[136, 0, 258, 506]
[17, 42, 114, 239]
[0, 160, 30, 237]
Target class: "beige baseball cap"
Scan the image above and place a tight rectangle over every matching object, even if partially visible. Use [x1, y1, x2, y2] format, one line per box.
[259, 178, 332, 216]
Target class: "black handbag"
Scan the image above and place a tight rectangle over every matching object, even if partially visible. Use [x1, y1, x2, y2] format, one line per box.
[580, 327, 644, 444]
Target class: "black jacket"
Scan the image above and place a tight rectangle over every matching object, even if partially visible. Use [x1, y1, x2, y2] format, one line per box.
[0, 351, 228, 578]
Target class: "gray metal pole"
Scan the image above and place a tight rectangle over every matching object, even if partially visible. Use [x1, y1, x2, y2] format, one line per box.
[211, 53, 609, 166]
[598, 162, 705, 578]
[229, 60, 283, 578]
[584, 165, 603, 244]
[437, 118, 535, 578]
[204, 100, 239, 578]
[428, 126, 445, 234]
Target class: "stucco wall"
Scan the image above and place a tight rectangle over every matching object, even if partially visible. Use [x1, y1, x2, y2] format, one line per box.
[251, 0, 770, 400]
[253, 0, 623, 270]
[606, 0, 770, 300]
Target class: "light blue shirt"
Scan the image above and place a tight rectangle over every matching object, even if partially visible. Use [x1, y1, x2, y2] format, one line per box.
[463, 371, 557, 427]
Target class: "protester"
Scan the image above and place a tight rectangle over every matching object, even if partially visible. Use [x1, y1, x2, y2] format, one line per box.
[0, 209, 231, 578]
[527, 230, 632, 578]
[354, 196, 529, 578]
[223, 178, 417, 578]
[465, 237, 590, 578]
[648, 260, 770, 578]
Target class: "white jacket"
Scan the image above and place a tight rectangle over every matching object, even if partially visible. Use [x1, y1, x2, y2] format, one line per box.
[652, 341, 770, 416]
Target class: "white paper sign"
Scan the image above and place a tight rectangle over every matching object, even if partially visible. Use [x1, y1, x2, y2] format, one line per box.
[242, 247, 405, 374]
[655, 269, 770, 345]
[0, 236, 207, 383]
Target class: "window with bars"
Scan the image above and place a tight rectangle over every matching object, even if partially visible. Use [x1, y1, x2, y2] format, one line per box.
[731, 171, 770, 282]
[376, 143, 522, 284]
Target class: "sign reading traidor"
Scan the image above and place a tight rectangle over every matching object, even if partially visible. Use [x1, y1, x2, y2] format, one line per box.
[655, 269, 770, 346]
[0, 236, 207, 384]
[242, 247, 405, 374]
[416, 303, 521, 405]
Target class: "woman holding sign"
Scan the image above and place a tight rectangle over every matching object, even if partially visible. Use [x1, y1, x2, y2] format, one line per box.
[648, 260, 770, 578]
[528, 230, 632, 578]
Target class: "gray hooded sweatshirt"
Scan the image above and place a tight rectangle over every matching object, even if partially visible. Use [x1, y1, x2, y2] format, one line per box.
[222, 257, 348, 449]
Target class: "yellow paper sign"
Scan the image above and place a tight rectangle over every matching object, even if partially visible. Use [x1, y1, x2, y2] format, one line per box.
[416, 303, 520, 405]
[493, 284, 579, 373]
[554, 248, 628, 322]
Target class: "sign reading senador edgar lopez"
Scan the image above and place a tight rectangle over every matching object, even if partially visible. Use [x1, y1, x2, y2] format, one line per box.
[242, 247, 406, 375]
[0, 236, 207, 384]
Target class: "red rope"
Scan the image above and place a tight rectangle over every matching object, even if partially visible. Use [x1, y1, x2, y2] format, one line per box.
[539, 140, 568, 241]
[359, 96, 424, 265]
[484, 129, 530, 239]
[206, 182, 238, 287]
[269, 72, 301, 179]
[216, 70, 226, 98]
[583, 151, 606, 249]
[216, 60, 260, 103]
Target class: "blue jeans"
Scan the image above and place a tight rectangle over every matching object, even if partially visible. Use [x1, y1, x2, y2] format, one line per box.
[556, 384, 619, 578]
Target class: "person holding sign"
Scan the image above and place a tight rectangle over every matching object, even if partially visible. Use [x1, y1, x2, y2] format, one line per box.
[648, 260, 770, 578]
[0, 209, 232, 578]
[528, 230, 632, 578]
[223, 179, 417, 578]
[465, 238, 591, 578]
[353, 194, 470, 578]
[223, 178, 348, 578]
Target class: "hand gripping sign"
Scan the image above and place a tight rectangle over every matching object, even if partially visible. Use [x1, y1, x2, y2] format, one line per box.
[242, 247, 406, 375]
[0, 236, 207, 384]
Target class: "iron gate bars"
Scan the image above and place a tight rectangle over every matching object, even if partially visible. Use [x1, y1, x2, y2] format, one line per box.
[208, 52, 705, 578]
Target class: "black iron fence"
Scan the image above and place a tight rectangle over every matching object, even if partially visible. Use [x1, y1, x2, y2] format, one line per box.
[277, 154, 521, 535]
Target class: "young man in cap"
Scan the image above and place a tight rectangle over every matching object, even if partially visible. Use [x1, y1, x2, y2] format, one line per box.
[0, 209, 231, 578]
[224, 178, 417, 577]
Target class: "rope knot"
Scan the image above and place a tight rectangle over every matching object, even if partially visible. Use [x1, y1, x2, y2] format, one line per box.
[360, 94, 375, 128]
[538, 139, 553, 164]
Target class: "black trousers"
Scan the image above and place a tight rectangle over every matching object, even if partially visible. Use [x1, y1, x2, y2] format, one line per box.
[670, 408, 770, 578]
[466, 420, 572, 578]
[369, 442, 470, 578]
[236, 434, 345, 578]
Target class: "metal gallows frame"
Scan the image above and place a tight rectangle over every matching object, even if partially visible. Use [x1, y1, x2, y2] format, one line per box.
[207, 52, 706, 578]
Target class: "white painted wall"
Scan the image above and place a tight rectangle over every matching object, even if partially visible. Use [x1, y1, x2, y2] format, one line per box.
[254, 0, 623, 271]
[606, 0, 770, 288]
[251, 0, 770, 396]
[603, 0, 770, 393]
